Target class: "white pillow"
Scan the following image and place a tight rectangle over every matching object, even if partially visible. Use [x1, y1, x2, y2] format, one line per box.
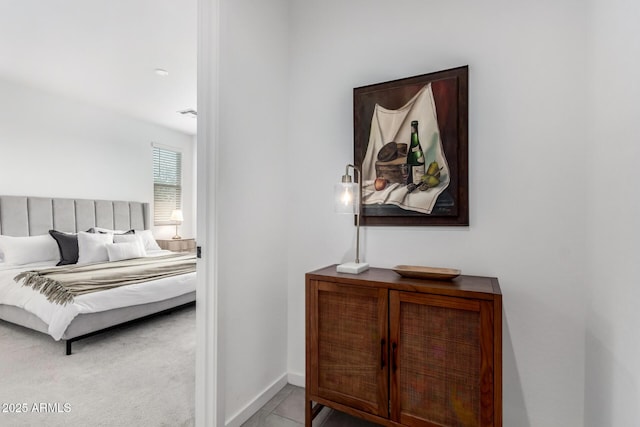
[77, 231, 113, 264]
[0, 234, 59, 266]
[136, 230, 161, 251]
[113, 234, 147, 256]
[106, 242, 145, 262]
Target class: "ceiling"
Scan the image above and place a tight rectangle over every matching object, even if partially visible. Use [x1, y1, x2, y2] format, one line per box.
[0, 0, 197, 135]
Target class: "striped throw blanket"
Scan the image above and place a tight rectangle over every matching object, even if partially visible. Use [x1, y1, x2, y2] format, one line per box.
[14, 253, 196, 305]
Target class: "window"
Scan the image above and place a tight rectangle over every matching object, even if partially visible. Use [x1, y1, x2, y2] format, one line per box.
[153, 145, 182, 224]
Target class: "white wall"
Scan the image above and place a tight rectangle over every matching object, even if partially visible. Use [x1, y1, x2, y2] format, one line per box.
[585, 0, 640, 425]
[206, 0, 640, 424]
[286, 1, 590, 425]
[216, 0, 290, 424]
[0, 77, 196, 240]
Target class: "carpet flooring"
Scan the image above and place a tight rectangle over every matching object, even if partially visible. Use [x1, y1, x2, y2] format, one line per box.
[0, 305, 195, 427]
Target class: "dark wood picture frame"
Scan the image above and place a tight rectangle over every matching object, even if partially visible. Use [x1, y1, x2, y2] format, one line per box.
[354, 66, 468, 226]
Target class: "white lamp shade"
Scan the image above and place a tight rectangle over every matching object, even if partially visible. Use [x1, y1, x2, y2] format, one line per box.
[170, 209, 184, 222]
[334, 182, 359, 214]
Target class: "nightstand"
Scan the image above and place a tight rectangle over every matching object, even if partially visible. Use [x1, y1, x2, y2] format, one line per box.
[156, 238, 196, 253]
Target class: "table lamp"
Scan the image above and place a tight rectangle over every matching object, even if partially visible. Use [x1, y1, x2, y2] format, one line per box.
[334, 164, 369, 274]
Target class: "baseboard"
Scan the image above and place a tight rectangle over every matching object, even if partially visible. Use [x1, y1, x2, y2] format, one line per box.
[287, 372, 305, 388]
[225, 373, 288, 427]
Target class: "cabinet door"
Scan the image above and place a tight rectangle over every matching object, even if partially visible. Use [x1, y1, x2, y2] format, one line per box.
[389, 291, 495, 427]
[308, 280, 389, 417]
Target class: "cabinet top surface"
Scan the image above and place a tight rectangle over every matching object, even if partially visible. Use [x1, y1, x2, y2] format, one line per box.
[307, 265, 501, 297]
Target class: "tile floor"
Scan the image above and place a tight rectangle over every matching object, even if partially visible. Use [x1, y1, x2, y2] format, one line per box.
[241, 384, 381, 427]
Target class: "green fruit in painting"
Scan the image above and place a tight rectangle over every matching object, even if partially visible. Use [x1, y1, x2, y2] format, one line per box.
[418, 174, 440, 191]
[424, 175, 440, 187]
[421, 174, 439, 184]
[426, 161, 440, 176]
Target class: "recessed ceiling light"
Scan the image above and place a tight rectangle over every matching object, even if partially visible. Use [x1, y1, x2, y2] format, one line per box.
[154, 68, 169, 77]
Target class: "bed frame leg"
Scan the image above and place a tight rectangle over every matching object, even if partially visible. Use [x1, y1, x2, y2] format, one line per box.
[58, 301, 194, 355]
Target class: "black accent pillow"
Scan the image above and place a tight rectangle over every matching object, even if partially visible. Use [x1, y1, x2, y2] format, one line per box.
[48, 230, 79, 266]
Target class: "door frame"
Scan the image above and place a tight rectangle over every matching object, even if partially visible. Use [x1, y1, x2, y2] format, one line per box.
[196, 0, 223, 425]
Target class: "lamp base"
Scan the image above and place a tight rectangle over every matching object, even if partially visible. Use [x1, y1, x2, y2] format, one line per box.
[172, 224, 181, 240]
[336, 262, 370, 274]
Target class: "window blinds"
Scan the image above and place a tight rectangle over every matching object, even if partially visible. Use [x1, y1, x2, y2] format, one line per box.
[153, 146, 182, 224]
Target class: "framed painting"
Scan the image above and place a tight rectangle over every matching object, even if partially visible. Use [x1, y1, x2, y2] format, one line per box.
[353, 66, 468, 226]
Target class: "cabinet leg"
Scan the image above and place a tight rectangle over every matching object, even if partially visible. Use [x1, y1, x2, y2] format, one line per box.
[305, 398, 311, 426]
[307, 401, 324, 426]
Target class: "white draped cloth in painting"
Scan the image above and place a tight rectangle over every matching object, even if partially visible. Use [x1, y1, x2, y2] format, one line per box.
[361, 83, 450, 214]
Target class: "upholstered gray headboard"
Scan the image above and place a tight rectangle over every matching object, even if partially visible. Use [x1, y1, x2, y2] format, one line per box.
[0, 196, 150, 237]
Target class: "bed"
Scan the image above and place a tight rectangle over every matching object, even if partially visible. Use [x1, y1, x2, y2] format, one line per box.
[0, 195, 196, 355]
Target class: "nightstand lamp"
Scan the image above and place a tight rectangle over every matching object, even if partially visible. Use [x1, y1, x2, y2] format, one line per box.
[170, 209, 184, 240]
[334, 164, 369, 274]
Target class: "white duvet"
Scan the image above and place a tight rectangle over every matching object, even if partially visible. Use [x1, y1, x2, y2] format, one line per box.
[0, 250, 196, 340]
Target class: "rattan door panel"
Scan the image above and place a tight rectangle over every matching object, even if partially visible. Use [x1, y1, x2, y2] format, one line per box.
[390, 291, 494, 427]
[311, 281, 389, 417]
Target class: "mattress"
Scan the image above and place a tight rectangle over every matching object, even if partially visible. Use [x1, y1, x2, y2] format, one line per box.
[0, 250, 196, 340]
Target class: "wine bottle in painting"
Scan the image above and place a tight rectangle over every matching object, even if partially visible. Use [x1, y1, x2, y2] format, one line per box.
[406, 120, 425, 185]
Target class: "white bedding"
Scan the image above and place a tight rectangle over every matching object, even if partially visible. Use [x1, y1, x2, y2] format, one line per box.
[0, 250, 196, 340]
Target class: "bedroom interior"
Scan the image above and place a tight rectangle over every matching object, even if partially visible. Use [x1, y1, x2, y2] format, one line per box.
[0, 1, 198, 425]
[1, 0, 638, 427]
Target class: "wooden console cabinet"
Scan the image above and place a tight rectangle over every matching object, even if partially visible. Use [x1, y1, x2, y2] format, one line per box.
[305, 266, 502, 427]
